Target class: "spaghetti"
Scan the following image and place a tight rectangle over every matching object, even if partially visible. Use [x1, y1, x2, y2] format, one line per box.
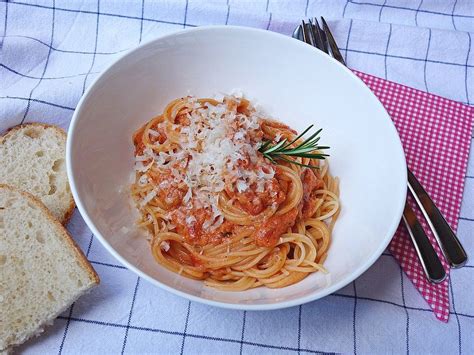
[131, 95, 340, 291]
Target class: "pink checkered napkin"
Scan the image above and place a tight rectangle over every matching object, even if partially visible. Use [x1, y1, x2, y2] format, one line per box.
[353, 71, 474, 322]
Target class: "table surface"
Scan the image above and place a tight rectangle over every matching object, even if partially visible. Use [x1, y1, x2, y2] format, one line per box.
[1, 1, 473, 354]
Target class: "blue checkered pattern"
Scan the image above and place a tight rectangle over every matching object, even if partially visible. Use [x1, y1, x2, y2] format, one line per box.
[1, 0, 473, 353]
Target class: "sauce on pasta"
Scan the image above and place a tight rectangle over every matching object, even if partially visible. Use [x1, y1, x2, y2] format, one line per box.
[131, 95, 340, 291]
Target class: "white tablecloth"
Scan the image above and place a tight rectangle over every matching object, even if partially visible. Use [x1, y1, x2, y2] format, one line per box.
[1, 1, 473, 354]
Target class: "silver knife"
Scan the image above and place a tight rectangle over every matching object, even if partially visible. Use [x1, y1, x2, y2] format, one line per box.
[407, 169, 468, 268]
[402, 202, 447, 283]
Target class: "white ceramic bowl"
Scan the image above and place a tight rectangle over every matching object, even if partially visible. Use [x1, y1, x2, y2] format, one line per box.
[67, 26, 407, 310]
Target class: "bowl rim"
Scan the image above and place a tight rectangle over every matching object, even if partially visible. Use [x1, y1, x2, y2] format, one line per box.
[67, 25, 407, 311]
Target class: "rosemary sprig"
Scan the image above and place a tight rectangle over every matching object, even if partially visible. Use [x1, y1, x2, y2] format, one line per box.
[258, 124, 329, 169]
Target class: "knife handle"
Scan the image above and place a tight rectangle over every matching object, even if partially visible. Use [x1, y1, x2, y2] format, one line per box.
[402, 202, 446, 283]
[407, 169, 468, 268]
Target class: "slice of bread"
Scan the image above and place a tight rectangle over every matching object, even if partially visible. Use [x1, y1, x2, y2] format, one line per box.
[0, 123, 75, 224]
[0, 184, 99, 352]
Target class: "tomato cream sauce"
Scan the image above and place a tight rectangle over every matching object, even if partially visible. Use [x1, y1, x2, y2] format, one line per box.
[133, 96, 323, 248]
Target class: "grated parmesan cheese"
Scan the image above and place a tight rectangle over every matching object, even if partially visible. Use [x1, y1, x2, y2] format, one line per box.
[256, 180, 265, 193]
[236, 179, 248, 193]
[186, 215, 197, 225]
[160, 241, 170, 252]
[139, 95, 278, 229]
[183, 187, 192, 204]
[149, 129, 160, 137]
[135, 160, 153, 172]
[140, 189, 157, 206]
[138, 175, 149, 186]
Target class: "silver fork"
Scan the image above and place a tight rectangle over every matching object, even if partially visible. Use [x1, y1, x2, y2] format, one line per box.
[294, 18, 467, 282]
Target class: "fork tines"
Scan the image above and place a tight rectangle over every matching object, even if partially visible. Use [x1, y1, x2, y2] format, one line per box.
[300, 17, 346, 66]
[302, 18, 328, 54]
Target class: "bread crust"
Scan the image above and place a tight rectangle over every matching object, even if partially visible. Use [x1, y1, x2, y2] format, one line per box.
[0, 123, 76, 224]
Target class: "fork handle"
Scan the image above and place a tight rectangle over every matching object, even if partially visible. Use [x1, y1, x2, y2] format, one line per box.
[407, 169, 468, 268]
[402, 202, 446, 283]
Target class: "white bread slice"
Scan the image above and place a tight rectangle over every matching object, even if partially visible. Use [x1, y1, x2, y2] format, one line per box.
[0, 184, 99, 352]
[0, 123, 75, 224]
